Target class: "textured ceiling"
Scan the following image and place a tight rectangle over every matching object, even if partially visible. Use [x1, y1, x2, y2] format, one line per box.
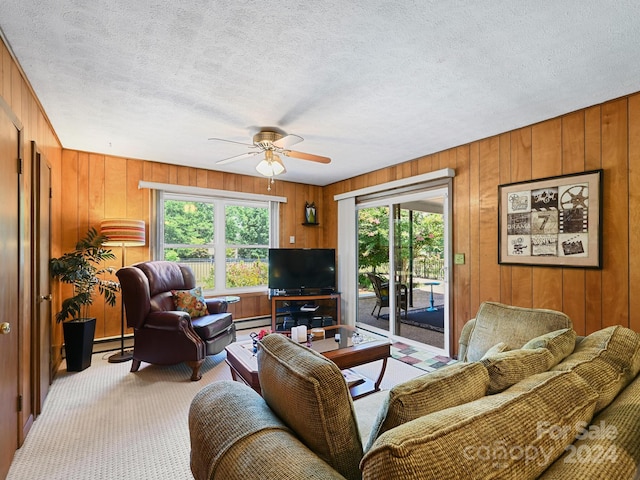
[1, 1, 640, 186]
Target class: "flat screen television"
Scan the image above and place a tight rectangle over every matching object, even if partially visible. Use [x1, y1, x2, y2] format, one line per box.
[268, 248, 336, 293]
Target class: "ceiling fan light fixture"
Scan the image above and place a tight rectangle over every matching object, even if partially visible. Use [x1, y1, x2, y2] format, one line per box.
[256, 151, 286, 177]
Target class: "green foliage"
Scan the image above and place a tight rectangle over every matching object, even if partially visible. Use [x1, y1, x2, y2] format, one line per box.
[226, 260, 268, 288]
[358, 207, 444, 276]
[164, 200, 214, 260]
[225, 205, 269, 258]
[49, 227, 120, 323]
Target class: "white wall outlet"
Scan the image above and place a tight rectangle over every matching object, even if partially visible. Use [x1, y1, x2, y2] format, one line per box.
[289, 235, 295, 244]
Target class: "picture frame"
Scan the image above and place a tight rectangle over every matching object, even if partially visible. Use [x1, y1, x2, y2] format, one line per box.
[498, 169, 603, 268]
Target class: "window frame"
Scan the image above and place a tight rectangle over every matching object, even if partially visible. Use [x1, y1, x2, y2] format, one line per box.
[156, 190, 278, 295]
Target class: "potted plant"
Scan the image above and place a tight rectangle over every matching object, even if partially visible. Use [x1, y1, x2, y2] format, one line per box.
[50, 227, 120, 371]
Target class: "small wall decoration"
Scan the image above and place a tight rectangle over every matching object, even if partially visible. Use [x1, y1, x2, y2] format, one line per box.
[304, 202, 317, 224]
[498, 169, 602, 268]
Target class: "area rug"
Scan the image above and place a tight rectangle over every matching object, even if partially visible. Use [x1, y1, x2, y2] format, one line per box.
[381, 307, 445, 333]
[391, 341, 456, 372]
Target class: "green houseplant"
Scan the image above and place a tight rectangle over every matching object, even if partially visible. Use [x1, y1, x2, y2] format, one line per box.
[50, 227, 120, 371]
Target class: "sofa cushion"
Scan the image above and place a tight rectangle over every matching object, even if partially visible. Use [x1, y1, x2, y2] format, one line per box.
[361, 370, 598, 480]
[551, 325, 640, 413]
[257, 334, 362, 480]
[481, 347, 555, 394]
[189, 380, 347, 480]
[522, 328, 576, 366]
[365, 362, 489, 451]
[539, 373, 640, 479]
[172, 286, 208, 318]
[464, 302, 573, 362]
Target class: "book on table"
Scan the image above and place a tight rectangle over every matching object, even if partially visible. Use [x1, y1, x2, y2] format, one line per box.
[300, 304, 320, 312]
[342, 368, 365, 388]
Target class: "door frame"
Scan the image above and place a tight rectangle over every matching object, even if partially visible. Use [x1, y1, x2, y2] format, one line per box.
[31, 141, 52, 417]
[335, 168, 455, 356]
[355, 185, 452, 356]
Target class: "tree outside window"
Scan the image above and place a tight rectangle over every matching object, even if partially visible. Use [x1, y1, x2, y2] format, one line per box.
[161, 196, 271, 291]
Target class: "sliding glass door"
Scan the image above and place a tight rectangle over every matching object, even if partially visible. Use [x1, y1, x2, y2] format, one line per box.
[356, 186, 450, 355]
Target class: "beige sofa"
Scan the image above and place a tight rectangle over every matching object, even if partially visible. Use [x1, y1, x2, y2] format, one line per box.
[189, 302, 640, 479]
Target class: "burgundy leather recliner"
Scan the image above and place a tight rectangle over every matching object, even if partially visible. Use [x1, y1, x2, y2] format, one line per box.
[116, 261, 236, 381]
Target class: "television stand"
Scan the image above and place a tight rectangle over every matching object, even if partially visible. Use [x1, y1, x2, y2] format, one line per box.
[271, 293, 341, 332]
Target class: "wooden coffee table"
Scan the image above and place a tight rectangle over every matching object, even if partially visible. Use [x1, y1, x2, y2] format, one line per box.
[225, 325, 390, 399]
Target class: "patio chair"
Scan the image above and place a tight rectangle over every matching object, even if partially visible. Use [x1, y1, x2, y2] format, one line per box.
[367, 272, 408, 319]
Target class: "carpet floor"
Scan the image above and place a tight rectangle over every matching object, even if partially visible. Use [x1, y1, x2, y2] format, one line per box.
[7, 333, 437, 480]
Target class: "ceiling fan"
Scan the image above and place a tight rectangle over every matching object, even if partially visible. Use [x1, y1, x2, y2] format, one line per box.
[209, 130, 331, 176]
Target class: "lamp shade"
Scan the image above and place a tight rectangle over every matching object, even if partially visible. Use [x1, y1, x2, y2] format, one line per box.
[100, 219, 146, 246]
[256, 152, 286, 177]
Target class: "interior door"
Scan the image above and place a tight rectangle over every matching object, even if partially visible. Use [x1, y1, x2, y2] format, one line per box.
[32, 142, 52, 415]
[0, 103, 20, 478]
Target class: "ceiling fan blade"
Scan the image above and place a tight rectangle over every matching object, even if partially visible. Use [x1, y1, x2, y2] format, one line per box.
[273, 134, 303, 149]
[282, 150, 331, 164]
[216, 151, 260, 165]
[208, 137, 256, 148]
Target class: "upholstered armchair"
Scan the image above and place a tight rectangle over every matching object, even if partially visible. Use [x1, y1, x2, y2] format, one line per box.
[116, 261, 236, 381]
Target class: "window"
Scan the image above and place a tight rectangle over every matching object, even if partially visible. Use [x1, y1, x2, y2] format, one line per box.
[158, 192, 276, 293]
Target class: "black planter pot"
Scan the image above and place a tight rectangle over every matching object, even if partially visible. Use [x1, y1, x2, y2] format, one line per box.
[63, 317, 96, 371]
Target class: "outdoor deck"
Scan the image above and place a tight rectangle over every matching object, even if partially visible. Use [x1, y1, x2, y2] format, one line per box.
[357, 282, 445, 349]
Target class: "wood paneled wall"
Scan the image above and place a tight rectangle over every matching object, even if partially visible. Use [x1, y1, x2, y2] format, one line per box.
[59, 151, 325, 340]
[323, 93, 640, 356]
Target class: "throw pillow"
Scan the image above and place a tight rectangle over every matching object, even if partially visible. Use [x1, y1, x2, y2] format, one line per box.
[551, 325, 640, 413]
[480, 342, 510, 358]
[172, 287, 208, 318]
[481, 347, 555, 394]
[257, 334, 363, 480]
[365, 362, 489, 451]
[521, 328, 576, 366]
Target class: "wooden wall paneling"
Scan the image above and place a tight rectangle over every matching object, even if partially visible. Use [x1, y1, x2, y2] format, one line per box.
[584, 105, 603, 333]
[76, 152, 90, 247]
[322, 183, 339, 250]
[206, 169, 224, 190]
[177, 165, 190, 185]
[87, 154, 107, 336]
[151, 162, 170, 184]
[1, 42, 11, 99]
[167, 164, 178, 184]
[416, 154, 433, 175]
[103, 156, 128, 338]
[104, 156, 127, 217]
[509, 127, 533, 307]
[531, 118, 563, 311]
[10, 61, 22, 117]
[468, 142, 481, 316]
[561, 111, 587, 334]
[222, 172, 238, 191]
[499, 133, 512, 305]
[629, 94, 640, 333]
[478, 137, 501, 303]
[125, 159, 149, 266]
[294, 182, 307, 247]
[453, 145, 471, 352]
[600, 99, 629, 328]
[196, 167, 208, 188]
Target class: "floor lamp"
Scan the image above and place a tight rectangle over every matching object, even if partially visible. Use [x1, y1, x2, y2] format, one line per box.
[100, 218, 146, 363]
